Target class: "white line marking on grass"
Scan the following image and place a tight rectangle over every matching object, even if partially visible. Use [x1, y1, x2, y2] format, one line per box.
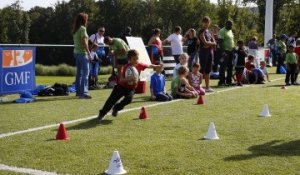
[0, 163, 58, 175]
[0, 77, 284, 139]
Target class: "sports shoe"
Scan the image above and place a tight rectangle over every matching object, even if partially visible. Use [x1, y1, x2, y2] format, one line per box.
[97, 111, 105, 121]
[205, 87, 214, 93]
[79, 94, 92, 99]
[112, 106, 118, 117]
[292, 82, 299, 85]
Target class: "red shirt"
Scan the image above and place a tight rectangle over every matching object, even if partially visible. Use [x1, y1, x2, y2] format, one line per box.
[119, 63, 149, 89]
[152, 38, 164, 56]
[245, 61, 254, 71]
[294, 47, 300, 65]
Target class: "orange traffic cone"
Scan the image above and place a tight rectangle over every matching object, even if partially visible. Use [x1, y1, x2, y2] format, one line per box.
[56, 123, 69, 140]
[139, 107, 148, 120]
[197, 95, 205, 105]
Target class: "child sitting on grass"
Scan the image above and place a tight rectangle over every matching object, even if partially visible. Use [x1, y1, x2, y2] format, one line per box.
[150, 61, 173, 101]
[173, 53, 189, 78]
[245, 55, 255, 71]
[188, 63, 205, 95]
[171, 66, 198, 99]
[251, 68, 265, 84]
[260, 60, 270, 82]
[243, 55, 255, 84]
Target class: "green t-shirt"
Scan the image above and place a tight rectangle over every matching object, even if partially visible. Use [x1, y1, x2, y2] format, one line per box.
[218, 28, 235, 51]
[171, 76, 180, 96]
[73, 26, 88, 54]
[285, 52, 298, 64]
[110, 38, 129, 59]
[278, 40, 287, 54]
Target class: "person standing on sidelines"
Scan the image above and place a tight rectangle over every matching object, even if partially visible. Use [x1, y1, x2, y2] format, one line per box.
[148, 28, 164, 63]
[267, 34, 278, 66]
[277, 34, 288, 74]
[164, 26, 183, 64]
[248, 36, 259, 68]
[183, 28, 198, 71]
[88, 27, 106, 86]
[198, 16, 216, 92]
[218, 20, 235, 86]
[89, 27, 105, 46]
[104, 36, 129, 78]
[72, 13, 92, 99]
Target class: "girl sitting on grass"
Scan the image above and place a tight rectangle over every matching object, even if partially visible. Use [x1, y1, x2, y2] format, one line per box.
[173, 53, 189, 78]
[171, 66, 198, 99]
[188, 63, 205, 96]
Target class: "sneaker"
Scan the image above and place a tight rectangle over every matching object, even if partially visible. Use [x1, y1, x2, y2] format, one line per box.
[112, 106, 118, 117]
[97, 111, 105, 121]
[79, 95, 92, 99]
[237, 83, 243, 86]
[292, 82, 299, 85]
[205, 87, 214, 93]
[286, 83, 291, 86]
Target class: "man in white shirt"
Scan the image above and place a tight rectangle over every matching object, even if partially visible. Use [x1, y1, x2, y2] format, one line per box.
[164, 26, 183, 64]
[89, 27, 105, 46]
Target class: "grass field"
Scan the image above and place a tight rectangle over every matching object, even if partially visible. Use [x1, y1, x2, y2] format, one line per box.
[0, 69, 299, 175]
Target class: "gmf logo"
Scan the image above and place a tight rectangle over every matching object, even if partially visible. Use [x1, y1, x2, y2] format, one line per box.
[2, 50, 33, 68]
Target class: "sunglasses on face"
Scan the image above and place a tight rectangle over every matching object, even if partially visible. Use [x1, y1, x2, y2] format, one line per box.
[99, 30, 105, 32]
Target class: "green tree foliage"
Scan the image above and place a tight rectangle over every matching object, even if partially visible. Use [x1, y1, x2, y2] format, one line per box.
[0, 0, 299, 65]
[242, 0, 297, 34]
[0, 0, 31, 43]
[275, 1, 300, 35]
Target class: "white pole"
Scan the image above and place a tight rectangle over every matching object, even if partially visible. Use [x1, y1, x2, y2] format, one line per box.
[264, 0, 273, 47]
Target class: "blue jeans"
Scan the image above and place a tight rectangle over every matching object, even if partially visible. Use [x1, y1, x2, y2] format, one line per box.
[74, 53, 89, 96]
[89, 61, 100, 77]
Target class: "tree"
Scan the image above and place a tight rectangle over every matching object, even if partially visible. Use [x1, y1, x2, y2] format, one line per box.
[242, 0, 296, 32]
[0, 0, 31, 43]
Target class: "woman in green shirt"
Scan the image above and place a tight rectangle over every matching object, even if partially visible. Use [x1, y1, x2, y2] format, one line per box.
[72, 13, 92, 99]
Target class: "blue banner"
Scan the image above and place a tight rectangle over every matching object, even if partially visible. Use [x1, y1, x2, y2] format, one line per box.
[0, 47, 36, 95]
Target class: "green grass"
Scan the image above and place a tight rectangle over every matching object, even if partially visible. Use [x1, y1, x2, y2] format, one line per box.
[0, 68, 299, 175]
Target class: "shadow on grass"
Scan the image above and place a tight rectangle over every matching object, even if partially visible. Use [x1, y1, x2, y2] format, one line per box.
[35, 96, 79, 102]
[265, 84, 285, 88]
[224, 140, 300, 161]
[66, 118, 113, 130]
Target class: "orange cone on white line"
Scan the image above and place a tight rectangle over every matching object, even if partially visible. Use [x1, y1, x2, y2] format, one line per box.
[204, 122, 219, 140]
[105, 151, 127, 175]
[260, 104, 271, 117]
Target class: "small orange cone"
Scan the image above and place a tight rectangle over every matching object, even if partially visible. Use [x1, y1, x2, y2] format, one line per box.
[139, 107, 148, 120]
[197, 95, 205, 105]
[56, 123, 69, 140]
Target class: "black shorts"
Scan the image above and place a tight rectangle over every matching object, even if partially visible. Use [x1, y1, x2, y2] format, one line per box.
[116, 59, 128, 65]
[199, 49, 213, 74]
